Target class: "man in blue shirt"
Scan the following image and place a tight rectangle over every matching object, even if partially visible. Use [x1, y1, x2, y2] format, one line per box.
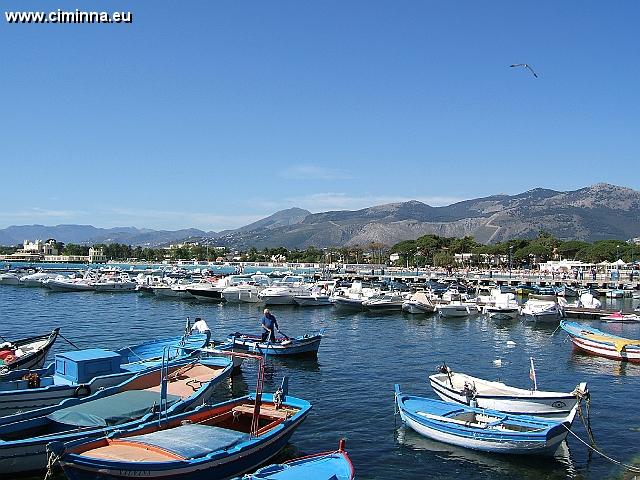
[260, 308, 280, 342]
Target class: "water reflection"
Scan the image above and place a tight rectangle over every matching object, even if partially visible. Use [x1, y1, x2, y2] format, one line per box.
[396, 426, 577, 479]
[568, 351, 640, 377]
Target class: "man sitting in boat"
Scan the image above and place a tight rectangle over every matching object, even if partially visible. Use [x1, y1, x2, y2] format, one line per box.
[261, 308, 281, 342]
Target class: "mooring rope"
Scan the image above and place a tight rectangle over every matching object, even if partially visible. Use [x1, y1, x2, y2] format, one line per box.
[564, 426, 640, 473]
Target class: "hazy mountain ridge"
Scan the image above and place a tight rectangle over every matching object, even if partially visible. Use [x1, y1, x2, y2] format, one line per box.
[1, 184, 638, 249]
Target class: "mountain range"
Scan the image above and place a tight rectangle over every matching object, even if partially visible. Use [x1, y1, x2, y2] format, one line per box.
[1, 184, 639, 249]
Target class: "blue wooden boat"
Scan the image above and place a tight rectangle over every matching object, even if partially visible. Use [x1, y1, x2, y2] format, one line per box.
[240, 439, 355, 479]
[0, 356, 233, 474]
[51, 381, 312, 480]
[394, 384, 578, 455]
[227, 332, 323, 356]
[0, 328, 59, 375]
[0, 332, 210, 417]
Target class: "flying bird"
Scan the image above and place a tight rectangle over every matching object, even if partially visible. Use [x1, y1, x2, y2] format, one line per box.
[510, 63, 538, 78]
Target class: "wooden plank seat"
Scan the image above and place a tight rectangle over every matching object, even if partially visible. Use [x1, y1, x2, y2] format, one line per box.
[231, 403, 297, 419]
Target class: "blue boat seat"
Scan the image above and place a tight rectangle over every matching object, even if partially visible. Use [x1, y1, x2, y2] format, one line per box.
[121, 424, 249, 459]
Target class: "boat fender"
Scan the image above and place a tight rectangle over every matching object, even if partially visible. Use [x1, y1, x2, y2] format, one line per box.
[74, 384, 91, 397]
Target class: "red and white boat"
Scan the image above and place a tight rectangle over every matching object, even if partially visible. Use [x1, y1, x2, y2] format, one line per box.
[560, 320, 640, 362]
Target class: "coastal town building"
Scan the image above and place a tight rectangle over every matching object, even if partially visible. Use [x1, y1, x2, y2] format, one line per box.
[0, 239, 107, 263]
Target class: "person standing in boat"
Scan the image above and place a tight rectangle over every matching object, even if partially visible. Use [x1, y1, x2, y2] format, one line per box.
[260, 308, 281, 342]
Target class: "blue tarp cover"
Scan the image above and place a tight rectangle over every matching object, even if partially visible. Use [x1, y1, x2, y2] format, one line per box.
[47, 390, 180, 427]
[123, 424, 248, 458]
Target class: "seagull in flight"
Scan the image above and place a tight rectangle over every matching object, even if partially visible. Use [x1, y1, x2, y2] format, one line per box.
[510, 63, 538, 78]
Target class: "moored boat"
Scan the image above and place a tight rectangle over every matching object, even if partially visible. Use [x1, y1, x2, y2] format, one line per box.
[394, 384, 579, 455]
[437, 301, 480, 318]
[0, 357, 233, 474]
[51, 382, 312, 480]
[521, 298, 563, 322]
[241, 439, 355, 479]
[0, 328, 59, 375]
[293, 294, 333, 306]
[429, 365, 587, 419]
[0, 330, 209, 417]
[599, 311, 640, 323]
[228, 332, 323, 356]
[560, 320, 640, 362]
[402, 291, 436, 314]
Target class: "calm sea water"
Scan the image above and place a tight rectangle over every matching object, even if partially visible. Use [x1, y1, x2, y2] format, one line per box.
[2, 285, 639, 480]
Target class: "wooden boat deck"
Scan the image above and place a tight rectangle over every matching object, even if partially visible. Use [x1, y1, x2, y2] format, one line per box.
[144, 364, 223, 398]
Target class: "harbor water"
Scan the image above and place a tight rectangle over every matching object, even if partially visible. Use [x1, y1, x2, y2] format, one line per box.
[2, 285, 639, 479]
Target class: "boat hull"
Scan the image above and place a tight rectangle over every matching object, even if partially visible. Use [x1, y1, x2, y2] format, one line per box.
[395, 387, 572, 456]
[229, 334, 322, 356]
[293, 295, 332, 307]
[0, 329, 59, 375]
[429, 376, 582, 419]
[56, 395, 311, 480]
[402, 302, 435, 314]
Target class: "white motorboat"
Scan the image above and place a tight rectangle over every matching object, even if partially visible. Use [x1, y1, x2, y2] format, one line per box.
[331, 281, 378, 311]
[258, 275, 312, 305]
[521, 298, 563, 322]
[482, 292, 521, 320]
[402, 291, 436, 314]
[437, 302, 480, 318]
[153, 281, 194, 299]
[363, 292, 406, 312]
[293, 294, 333, 306]
[0, 273, 23, 285]
[43, 277, 95, 292]
[221, 275, 271, 303]
[429, 365, 588, 420]
[18, 272, 57, 287]
[293, 281, 335, 307]
[557, 292, 602, 310]
[93, 274, 137, 292]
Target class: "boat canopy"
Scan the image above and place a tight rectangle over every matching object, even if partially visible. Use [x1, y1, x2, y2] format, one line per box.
[46, 390, 180, 427]
[117, 424, 249, 459]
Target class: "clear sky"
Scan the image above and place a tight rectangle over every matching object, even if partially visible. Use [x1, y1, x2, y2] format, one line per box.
[1, 1, 639, 231]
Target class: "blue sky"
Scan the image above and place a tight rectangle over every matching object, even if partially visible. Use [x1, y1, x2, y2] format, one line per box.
[1, 1, 639, 231]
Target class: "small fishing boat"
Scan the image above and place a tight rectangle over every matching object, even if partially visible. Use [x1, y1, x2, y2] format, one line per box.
[0, 357, 233, 474]
[0, 328, 59, 375]
[394, 384, 579, 455]
[560, 320, 640, 362]
[429, 364, 587, 419]
[402, 291, 436, 314]
[228, 332, 323, 356]
[599, 311, 640, 323]
[51, 381, 312, 480]
[241, 439, 355, 479]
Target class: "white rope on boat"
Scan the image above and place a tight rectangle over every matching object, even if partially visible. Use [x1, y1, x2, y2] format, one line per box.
[564, 425, 640, 473]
